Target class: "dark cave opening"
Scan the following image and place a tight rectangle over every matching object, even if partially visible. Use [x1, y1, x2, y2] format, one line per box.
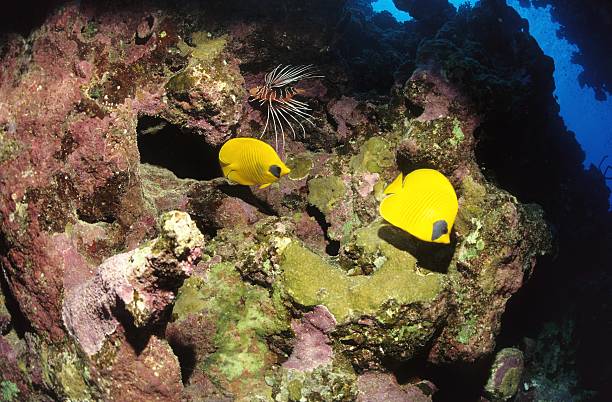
[0, 0, 66, 36]
[137, 115, 222, 181]
[389, 355, 492, 402]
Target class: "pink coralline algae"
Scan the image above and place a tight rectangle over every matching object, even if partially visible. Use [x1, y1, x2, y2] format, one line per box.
[357, 173, 380, 198]
[102, 334, 184, 402]
[283, 305, 336, 371]
[62, 211, 204, 355]
[408, 69, 468, 123]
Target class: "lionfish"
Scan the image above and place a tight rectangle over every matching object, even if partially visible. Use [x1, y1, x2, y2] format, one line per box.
[249, 64, 323, 150]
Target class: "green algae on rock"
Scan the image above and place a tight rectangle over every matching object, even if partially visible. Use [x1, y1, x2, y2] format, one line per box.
[279, 220, 448, 366]
[0, 129, 20, 164]
[33, 336, 100, 401]
[164, 31, 245, 145]
[307, 176, 347, 215]
[172, 262, 289, 400]
[286, 153, 314, 180]
[280, 227, 444, 324]
[269, 362, 359, 402]
[349, 137, 395, 174]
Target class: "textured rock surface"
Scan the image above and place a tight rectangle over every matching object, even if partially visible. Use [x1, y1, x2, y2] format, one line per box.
[62, 210, 203, 355]
[356, 372, 433, 402]
[0, 0, 609, 400]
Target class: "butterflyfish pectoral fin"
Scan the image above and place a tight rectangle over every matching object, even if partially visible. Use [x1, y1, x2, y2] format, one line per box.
[384, 173, 404, 195]
[226, 170, 245, 185]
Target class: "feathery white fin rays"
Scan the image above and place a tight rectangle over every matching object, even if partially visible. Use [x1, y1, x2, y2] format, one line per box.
[249, 64, 323, 151]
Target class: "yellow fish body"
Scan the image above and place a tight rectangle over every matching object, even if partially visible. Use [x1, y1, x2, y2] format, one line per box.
[379, 169, 458, 244]
[219, 137, 291, 189]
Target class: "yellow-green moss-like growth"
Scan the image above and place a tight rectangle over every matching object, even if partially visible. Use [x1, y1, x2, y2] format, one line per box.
[0, 380, 19, 402]
[0, 129, 20, 164]
[281, 223, 443, 323]
[349, 137, 395, 174]
[399, 117, 472, 174]
[164, 31, 244, 130]
[286, 153, 314, 180]
[279, 221, 448, 364]
[34, 337, 99, 401]
[270, 361, 358, 402]
[307, 176, 346, 214]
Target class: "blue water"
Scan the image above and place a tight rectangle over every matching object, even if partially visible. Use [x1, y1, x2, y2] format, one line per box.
[371, 0, 411, 21]
[372, 0, 612, 206]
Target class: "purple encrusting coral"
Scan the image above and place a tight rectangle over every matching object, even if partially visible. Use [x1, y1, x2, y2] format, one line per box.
[283, 305, 336, 371]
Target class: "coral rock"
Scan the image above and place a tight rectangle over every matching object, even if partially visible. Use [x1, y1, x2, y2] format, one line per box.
[356, 372, 434, 402]
[62, 211, 204, 355]
[484, 348, 524, 401]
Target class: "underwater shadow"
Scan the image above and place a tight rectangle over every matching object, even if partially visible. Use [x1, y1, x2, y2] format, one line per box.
[0, 234, 34, 336]
[306, 205, 340, 256]
[217, 183, 277, 217]
[377, 224, 455, 274]
[111, 299, 154, 355]
[167, 339, 197, 384]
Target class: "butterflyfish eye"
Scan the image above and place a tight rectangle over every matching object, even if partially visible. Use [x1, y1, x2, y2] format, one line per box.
[431, 220, 448, 241]
[269, 165, 282, 178]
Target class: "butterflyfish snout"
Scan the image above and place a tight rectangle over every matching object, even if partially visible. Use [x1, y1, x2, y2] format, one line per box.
[219, 137, 291, 189]
[379, 169, 458, 244]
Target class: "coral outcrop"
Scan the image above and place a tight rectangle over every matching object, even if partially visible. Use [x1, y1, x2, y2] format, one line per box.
[62, 211, 203, 355]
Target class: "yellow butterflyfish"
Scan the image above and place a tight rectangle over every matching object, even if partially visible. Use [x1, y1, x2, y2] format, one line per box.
[219, 137, 291, 189]
[379, 169, 458, 244]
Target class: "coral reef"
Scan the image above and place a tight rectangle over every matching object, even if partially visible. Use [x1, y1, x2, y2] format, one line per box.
[0, 0, 609, 400]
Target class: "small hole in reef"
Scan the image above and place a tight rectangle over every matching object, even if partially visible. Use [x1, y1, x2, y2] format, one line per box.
[306, 205, 340, 256]
[137, 116, 222, 181]
[404, 98, 425, 119]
